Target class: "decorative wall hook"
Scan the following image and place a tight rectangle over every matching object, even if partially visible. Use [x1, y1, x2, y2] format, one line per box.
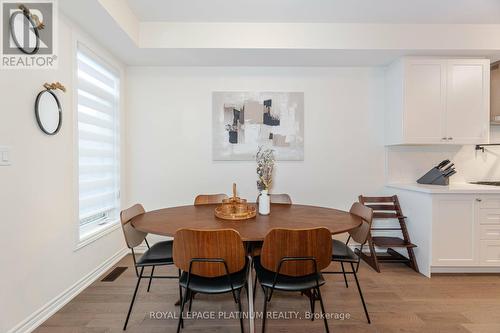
[19, 4, 45, 30]
[43, 82, 66, 93]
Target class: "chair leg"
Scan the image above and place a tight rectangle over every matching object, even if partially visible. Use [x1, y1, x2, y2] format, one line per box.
[177, 269, 182, 306]
[237, 289, 244, 333]
[177, 287, 189, 333]
[350, 262, 371, 324]
[188, 290, 194, 312]
[303, 289, 315, 321]
[340, 262, 349, 288]
[261, 288, 269, 333]
[310, 289, 316, 320]
[356, 238, 380, 273]
[367, 238, 380, 273]
[407, 247, 420, 273]
[253, 273, 258, 302]
[356, 245, 363, 273]
[316, 287, 330, 333]
[147, 266, 155, 292]
[123, 266, 144, 330]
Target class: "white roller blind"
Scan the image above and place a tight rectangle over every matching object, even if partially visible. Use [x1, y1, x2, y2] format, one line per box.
[77, 43, 120, 228]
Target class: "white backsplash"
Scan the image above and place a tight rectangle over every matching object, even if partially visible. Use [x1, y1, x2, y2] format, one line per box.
[386, 126, 500, 184]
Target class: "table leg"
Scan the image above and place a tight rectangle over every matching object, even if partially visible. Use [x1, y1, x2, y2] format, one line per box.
[247, 255, 255, 333]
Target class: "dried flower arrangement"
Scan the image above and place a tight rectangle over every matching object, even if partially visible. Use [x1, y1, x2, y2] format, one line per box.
[225, 124, 238, 132]
[256, 146, 275, 191]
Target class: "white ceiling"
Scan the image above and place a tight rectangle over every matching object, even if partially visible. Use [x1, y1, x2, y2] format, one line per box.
[116, 49, 500, 67]
[59, 0, 500, 66]
[126, 0, 500, 23]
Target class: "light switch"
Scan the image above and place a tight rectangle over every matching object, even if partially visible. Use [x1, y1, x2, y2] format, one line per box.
[0, 146, 11, 166]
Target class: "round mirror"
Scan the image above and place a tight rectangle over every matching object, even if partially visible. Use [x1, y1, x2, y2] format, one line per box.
[35, 90, 62, 135]
[9, 10, 40, 54]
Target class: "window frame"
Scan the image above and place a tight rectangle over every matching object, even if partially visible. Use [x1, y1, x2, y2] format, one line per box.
[73, 35, 123, 251]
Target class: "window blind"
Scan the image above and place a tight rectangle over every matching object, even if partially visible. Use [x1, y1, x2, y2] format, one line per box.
[77, 43, 120, 228]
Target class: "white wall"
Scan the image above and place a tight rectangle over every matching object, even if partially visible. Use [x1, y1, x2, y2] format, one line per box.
[126, 67, 387, 213]
[387, 127, 500, 183]
[0, 14, 127, 333]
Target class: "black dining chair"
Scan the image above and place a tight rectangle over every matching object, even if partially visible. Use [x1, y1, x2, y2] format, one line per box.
[254, 227, 333, 333]
[323, 202, 373, 323]
[120, 204, 181, 330]
[173, 228, 250, 333]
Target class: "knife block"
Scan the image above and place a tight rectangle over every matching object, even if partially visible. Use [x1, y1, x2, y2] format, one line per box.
[417, 167, 450, 186]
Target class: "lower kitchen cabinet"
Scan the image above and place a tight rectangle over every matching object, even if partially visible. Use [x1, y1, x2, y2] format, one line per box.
[433, 196, 477, 266]
[433, 195, 500, 267]
[387, 184, 500, 276]
[477, 204, 500, 265]
[479, 240, 500, 265]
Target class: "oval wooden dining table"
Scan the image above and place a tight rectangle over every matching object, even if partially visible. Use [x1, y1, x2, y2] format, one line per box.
[130, 203, 361, 333]
[131, 203, 362, 241]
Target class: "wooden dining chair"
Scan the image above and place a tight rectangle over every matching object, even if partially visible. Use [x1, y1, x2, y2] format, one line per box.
[323, 202, 373, 323]
[120, 204, 181, 330]
[250, 193, 293, 257]
[255, 193, 292, 205]
[193, 193, 228, 205]
[173, 228, 249, 333]
[254, 228, 332, 333]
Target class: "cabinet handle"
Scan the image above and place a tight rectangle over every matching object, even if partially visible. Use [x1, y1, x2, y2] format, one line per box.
[447, 137, 453, 140]
[441, 137, 447, 140]
[476, 198, 482, 202]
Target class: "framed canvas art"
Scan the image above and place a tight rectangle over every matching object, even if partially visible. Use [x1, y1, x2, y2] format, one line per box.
[212, 91, 304, 160]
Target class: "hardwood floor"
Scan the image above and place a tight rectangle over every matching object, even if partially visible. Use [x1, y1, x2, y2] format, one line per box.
[35, 255, 500, 333]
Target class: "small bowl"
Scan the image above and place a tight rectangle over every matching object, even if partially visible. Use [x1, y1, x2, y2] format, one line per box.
[235, 203, 248, 214]
[220, 204, 233, 214]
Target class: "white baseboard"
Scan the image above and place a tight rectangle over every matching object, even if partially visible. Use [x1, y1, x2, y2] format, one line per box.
[432, 266, 500, 274]
[8, 247, 129, 333]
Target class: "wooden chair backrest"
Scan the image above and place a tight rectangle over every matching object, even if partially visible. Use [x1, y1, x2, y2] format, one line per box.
[256, 193, 292, 204]
[348, 202, 373, 244]
[358, 195, 402, 220]
[173, 228, 246, 278]
[260, 227, 332, 277]
[120, 204, 147, 248]
[194, 193, 228, 205]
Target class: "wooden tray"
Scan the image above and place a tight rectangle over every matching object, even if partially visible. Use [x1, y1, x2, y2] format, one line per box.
[215, 204, 256, 221]
[214, 183, 257, 220]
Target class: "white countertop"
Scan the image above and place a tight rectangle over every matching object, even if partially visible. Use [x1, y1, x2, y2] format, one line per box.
[386, 183, 500, 194]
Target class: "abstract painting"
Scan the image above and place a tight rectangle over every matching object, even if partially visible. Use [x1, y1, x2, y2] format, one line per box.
[213, 92, 304, 160]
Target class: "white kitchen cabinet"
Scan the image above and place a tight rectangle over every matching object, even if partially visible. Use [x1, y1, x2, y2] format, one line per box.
[479, 241, 500, 265]
[387, 184, 500, 276]
[446, 60, 490, 143]
[404, 59, 446, 143]
[385, 57, 490, 145]
[477, 197, 500, 265]
[479, 225, 500, 240]
[433, 195, 500, 267]
[432, 196, 477, 266]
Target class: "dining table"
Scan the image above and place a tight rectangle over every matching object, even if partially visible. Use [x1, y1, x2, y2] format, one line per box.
[131, 203, 362, 333]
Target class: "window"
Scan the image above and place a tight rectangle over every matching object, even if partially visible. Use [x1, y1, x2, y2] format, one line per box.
[77, 42, 120, 239]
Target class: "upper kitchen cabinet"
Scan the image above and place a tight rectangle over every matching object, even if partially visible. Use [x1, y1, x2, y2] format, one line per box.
[385, 57, 490, 145]
[491, 62, 500, 124]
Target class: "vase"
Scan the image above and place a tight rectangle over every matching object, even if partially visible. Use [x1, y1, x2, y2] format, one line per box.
[228, 130, 238, 144]
[258, 190, 270, 215]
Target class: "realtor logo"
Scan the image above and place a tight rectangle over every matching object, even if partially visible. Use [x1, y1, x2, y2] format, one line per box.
[1, 0, 57, 69]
